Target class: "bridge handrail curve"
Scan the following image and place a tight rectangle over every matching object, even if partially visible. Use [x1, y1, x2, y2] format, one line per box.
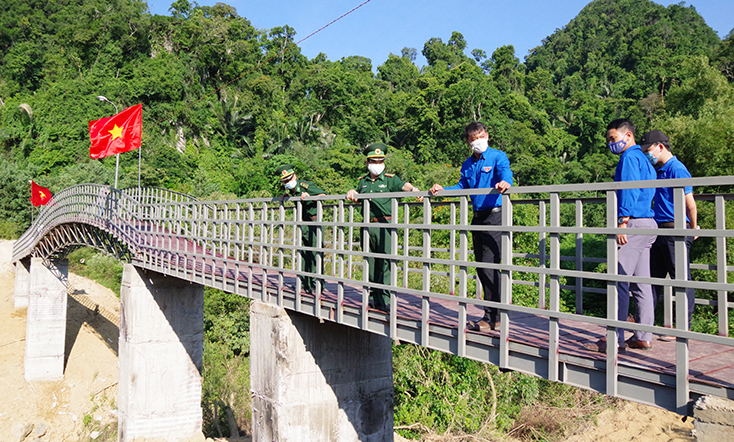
[12, 184, 142, 262]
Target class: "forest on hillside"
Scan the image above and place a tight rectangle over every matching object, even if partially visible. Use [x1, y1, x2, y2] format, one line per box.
[2, 0, 734, 439]
[1, 0, 733, 234]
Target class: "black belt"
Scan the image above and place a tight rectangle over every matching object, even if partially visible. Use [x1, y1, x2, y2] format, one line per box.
[474, 207, 501, 215]
[658, 221, 690, 228]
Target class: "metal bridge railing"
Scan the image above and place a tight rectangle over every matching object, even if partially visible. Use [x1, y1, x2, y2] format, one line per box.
[11, 177, 734, 413]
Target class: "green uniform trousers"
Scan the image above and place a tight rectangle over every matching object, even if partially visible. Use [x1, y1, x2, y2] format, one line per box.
[367, 223, 392, 309]
[301, 224, 324, 292]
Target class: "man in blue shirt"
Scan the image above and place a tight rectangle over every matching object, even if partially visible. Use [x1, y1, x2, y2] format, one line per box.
[430, 122, 513, 331]
[640, 130, 698, 329]
[587, 119, 657, 353]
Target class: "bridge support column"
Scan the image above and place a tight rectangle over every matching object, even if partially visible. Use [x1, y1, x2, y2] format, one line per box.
[13, 257, 31, 308]
[250, 301, 394, 442]
[118, 264, 205, 442]
[24, 257, 68, 381]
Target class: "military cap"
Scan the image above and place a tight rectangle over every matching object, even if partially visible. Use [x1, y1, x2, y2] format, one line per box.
[275, 164, 296, 181]
[365, 143, 388, 159]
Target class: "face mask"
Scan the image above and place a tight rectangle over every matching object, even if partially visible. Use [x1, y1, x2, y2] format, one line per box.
[471, 137, 489, 154]
[644, 149, 659, 166]
[368, 163, 385, 176]
[608, 138, 626, 154]
[284, 177, 297, 190]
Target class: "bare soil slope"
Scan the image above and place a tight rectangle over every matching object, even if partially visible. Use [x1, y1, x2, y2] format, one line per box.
[0, 240, 119, 441]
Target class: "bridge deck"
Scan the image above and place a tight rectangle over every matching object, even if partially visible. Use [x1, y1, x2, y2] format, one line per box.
[15, 182, 734, 415]
[139, 251, 734, 406]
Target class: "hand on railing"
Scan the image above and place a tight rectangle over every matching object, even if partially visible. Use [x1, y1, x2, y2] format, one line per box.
[495, 180, 511, 193]
[346, 189, 358, 202]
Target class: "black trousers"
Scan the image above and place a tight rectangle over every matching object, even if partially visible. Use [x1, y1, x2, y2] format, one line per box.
[650, 227, 695, 327]
[472, 209, 502, 321]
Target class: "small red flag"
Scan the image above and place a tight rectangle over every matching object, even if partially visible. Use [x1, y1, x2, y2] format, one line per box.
[30, 181, 52, 207]
[89, 103, 142, 159]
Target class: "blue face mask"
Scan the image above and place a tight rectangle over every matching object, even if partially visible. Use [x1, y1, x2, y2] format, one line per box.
[608, 139, 626, 154]
[644, 150, 659, 166]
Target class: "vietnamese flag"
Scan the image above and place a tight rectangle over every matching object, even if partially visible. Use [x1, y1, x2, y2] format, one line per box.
[30, 181, 52, 207]
[88, 103, 142, 159]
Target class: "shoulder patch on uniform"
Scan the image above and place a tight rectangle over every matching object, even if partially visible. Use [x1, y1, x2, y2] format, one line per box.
[385, 173, 395, 177]
[301, 182, 309, 189]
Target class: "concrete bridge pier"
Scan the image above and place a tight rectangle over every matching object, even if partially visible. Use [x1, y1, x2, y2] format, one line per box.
[118, 264, 205, 442]
[24, 257, 68, 381]
[250, 301, 394, 442]
[13, 257, 31, 308]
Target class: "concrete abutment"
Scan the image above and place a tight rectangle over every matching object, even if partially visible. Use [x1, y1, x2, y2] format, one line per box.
[24, 257, 68, 381]
[694, 395, 734, 441]
[13, 257, 30, 308]
[118, 264, 205, 442]
[250, 300, 394, 442]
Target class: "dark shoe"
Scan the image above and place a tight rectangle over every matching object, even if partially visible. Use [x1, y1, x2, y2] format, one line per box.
[467, 320, 491, 332]
[626, 338, 653, 351]
[584, 338, 626, 353]
[489, 319, 500, 330]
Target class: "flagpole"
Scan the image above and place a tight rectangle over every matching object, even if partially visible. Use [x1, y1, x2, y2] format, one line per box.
[96, 96, 120, 188]
[28, 180, 34, 224]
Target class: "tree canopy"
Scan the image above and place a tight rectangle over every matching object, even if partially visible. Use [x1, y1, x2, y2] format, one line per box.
[0, 0, 732, 232]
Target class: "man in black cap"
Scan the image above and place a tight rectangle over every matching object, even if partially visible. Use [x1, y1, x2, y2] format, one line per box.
[275, 163, 326, 294]
[346, 143, 422, 312]
[640, 130, 699, 330]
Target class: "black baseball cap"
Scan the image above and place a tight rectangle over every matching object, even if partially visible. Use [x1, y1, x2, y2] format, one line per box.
[639, 130, 670, 150]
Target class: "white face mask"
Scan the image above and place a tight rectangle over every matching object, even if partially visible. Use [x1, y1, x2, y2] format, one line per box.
[368, 163, 385, 176]
[471, 137, 489, 154]
[284, 177, 297, 190]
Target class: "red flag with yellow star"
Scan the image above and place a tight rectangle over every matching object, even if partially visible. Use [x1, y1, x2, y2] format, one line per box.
[88, 103, 142, 159]
[30, 180, 52, 207]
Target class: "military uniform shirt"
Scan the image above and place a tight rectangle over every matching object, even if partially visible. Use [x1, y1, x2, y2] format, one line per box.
[356, 172, 406, 219]
[287, 179, 325, 221]
[653, 156, 693, 223]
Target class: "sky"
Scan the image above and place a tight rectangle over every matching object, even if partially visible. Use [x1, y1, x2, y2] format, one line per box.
[145, 0, 734, 69]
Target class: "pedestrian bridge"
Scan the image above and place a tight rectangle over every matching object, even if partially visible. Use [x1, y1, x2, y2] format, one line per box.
[11, 178, 734, 441]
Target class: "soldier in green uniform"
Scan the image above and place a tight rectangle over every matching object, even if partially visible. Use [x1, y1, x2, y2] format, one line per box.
[346, 143, 422, 312]
[276, 164, 326, 294]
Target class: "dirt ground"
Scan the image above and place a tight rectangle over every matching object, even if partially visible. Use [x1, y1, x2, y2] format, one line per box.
[0, 240, 120, 441]
[0, 240, 695, 442]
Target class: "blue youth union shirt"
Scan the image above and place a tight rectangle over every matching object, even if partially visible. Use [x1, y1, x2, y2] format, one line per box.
[614, 145, 655, 218]
[654, 156, 693, 223]
[445, 148, 513, 211]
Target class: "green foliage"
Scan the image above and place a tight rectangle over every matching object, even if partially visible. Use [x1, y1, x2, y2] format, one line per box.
[203, 287, 250, 356]
[201, 288, 251, 437]
[67, 248, 124, 296]
[0, 219, 19, 239]
[393, 344, 615, 440]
